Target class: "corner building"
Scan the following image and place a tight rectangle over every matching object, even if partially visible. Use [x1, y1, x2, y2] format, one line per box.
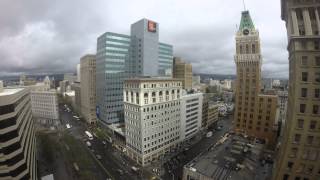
[96, 19, 173, 124]
[0, 86, 37, 180]
[124, 78, 181, 166]
[273, 1, 320, 180]
[234, 11, 278, 146]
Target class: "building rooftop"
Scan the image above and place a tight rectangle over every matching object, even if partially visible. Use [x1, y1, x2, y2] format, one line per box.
[0, 87, 24, 97]
[184, 134, 272, 180]
[125, 76, 181, 82]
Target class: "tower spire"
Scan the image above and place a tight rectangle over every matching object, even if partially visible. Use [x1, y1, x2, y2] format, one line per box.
[242, 0, 246, 11]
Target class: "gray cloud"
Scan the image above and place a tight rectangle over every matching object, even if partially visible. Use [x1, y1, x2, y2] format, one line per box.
[0, 0, 288, 78]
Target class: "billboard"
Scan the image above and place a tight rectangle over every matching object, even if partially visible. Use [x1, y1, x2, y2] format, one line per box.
[147, 21, 157, 32]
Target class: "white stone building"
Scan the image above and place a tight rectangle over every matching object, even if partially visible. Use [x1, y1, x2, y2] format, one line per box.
[180, 91, 203, 141]
[124, 77, 182, 166]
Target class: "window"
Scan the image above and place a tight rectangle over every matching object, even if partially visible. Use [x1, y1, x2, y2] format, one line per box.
[301, 88, 308, 97]
[294, 134, 301, 143]
[301, 56, 308, 66]
[307, 136, 314, 145]
[314, 40, 320, 50]
[300, 104, 306, 113]
[309, 121, 316, 130]
[315, 72, 320, 83]
[297, 119, 304, 129]
[315, 56, 320, 66]
[315, 89, 320, 98]
[252, 44, 256, 53]
[313, 105, 319, 114]
[246, 44, 249, 54]
[302, 72, 308, 82]
[287, 162, 294, 170]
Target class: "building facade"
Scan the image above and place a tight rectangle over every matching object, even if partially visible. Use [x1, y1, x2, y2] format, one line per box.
[277, 90, 288, 137]
[0, 86, 37, 180]
[233, 11, 278, 146]
[96, 19, 173, 124]
[81, 54, 97, 124]
[124, 78, 182, 166]
[31, 90, 59, 125]
[173, 57, 193, 90]
[71, 82, 81, 114]
[273, 1, 320, 180]
[180, 92, 203, 141]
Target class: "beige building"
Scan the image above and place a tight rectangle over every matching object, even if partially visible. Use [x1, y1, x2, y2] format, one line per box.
[173, 57, 192, 90]
[0, 83, 37, 180]
[124, 77, 182, 166]
[71, 82, 81, 114]
[273, 1, 320, 180]
[80, 54, 97, 124]
[233, 11, 278, 146]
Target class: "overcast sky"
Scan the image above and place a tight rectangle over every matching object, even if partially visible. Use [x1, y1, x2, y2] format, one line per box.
[0, 0, 288, 78]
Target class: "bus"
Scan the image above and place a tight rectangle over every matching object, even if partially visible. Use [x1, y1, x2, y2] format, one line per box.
[85, 131, 93, 140]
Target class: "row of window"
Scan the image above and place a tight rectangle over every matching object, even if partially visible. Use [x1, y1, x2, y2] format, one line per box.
[300, 88, 320, 98]
[292, 133, 320, 146]
[301, 72, 320, 82]
[301, 56, 320, 66]
[296, 119, 319, 131]
[299, 104, 319, 114]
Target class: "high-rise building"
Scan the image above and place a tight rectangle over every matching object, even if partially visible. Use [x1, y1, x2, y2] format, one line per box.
[96, 19, 173, 124]
[233, 11, 278, 146]
[180, 91, 203, 141]
[0, 86, 37, 180]
[71, 82, 81, 114]
[81, 54, 97, 124]
[124, 77, 182, 166]
[76, 64, 81, 82]
[277, 90, 288, 137]
[273, 1, 320, 180]
[173, 57, 193, 90]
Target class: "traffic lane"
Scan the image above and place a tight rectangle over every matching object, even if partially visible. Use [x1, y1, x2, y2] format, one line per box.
[88, 138, 134, 180]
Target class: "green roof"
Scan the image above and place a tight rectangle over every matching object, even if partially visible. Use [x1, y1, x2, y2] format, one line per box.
[239, 11, 255, 31]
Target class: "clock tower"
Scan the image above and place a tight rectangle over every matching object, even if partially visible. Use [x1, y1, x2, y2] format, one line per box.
[234, 11, 278, 146]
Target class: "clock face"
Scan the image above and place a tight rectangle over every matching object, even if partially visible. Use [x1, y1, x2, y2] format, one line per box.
[243, 29, 249, 35]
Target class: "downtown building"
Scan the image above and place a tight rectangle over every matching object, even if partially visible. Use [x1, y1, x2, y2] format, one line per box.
[30, 76, 59, 126]
[180, 91, 203, 141]
[273, 1, 320, 180]
[173, 57, 193, 90]
[0, 83, 37, 180]
[233, 11, 279, 146]
[124, 78, 181, 166]
[96, 19, 173, 124]
[80, 54, 97, 124]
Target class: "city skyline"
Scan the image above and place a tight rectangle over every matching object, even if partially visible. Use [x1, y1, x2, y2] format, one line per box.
[0, 0, 288, 78]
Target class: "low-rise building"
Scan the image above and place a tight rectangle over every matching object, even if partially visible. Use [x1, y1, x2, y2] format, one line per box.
[182, 135, 272, 180]
[180, 91, 203, 141]
[0, 84, 37, 180]
[124, 77, 182, 166]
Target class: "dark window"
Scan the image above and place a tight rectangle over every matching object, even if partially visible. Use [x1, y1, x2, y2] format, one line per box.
[300, 104, 306, 113]
[302, 72, 308, 82]
[313, 105, 319, 114]
[294, 134, 301, 143]
[315, 89, 320, 98]
[301, 88, 308, 97]
[287, 162, 294, 169]
[307, 136, 314, 145]
[309, 121, 316, 130]
[315, 72, 320, 83]
[315, 56, 320, 66]
[283, 174, 289, 180]
[0, 104, 15, 115]
[252, 44, 256, 53]
[314, 40, 320, 50]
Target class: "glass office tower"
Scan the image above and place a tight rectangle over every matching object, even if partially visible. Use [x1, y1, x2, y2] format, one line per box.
[96, 32, 131, 123]
[158, 42, 173, 76]
[96, 19, 173, 124]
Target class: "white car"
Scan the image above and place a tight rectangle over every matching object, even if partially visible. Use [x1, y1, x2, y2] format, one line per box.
[66, 124, 71, 129]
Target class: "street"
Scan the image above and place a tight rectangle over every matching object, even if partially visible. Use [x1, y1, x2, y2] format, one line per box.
[59, 103, 144, 180]
[162, 114, 234, 180]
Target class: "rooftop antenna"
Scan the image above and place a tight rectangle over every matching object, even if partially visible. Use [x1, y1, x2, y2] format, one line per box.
[242, 0, 247, 11]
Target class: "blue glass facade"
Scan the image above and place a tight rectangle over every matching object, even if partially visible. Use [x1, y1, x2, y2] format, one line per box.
[96, 32, 131, 124]
[158, 42, 173, 76]
[96, 19, 173, 124]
